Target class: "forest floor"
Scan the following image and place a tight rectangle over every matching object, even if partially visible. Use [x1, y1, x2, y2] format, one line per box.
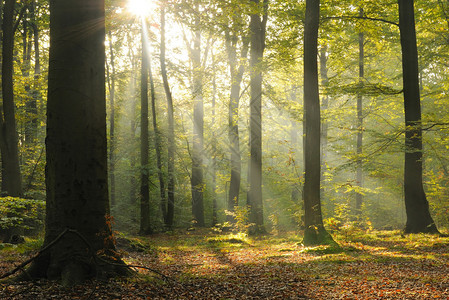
[1, 229, 449, 299]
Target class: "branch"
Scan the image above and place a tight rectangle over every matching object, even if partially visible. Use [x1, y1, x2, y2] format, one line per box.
[322, 15, 399, 27]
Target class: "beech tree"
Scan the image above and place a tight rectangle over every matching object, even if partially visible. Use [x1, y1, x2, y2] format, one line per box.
[398, 0, 439, 234]
[25, 0, 127, 285]
[248, 0, 268, 235]
[1, 0, 22, 197]
[302, 0, 333, 245]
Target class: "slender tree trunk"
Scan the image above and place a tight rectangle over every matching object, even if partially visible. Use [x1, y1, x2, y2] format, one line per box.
[211, 47, 218, 227]
[398, 0, 438, 234]
[149, 51, 167, 225]
[25, 0, 128, 285]
[319, 46, 328, 201]
[107, 31, 116, 208]
[128, 43, 138, 217]
[303, 0, 333, 245]
[355, 15, 364, 214]
[248, 0, 268, 235]
[225, 30, 249, 222]
[191, 12, 205, 227]
[139, 23, 151, 234]
[0, 0, 23, 197]
[289, 87, 301, 205]
[160, 5, 175, 229]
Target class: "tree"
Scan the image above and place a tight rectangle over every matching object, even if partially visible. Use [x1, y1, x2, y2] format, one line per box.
[190, 9, 205, 227]
[149, 46, 167, 226]
[225, 13, 249, 222]
[107, 31, 117, 208]
[302, 0, 333, 245]
[139, 20, 151, 234]
[355, 8, 364, 214]
[248, 0, 268, 235]
[160, 4, 175, 229]
[0, 0, 23, 197]
[398, 0, 439, 234]
[25, 0, 127, 285]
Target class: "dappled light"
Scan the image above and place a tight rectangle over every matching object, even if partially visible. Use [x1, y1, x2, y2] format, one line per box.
[1, 0, 449, 297]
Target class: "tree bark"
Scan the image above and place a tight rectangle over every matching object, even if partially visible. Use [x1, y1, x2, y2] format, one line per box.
[225, 28, 249, 222]
[160, 5, 175, 229]
[0, 0, 23, 197]
[25, 0, 128, 285]
[398, 0, 438, 234]
[303, 0, 334, 245]
[190, 12, 205, 227]
[248, 0, 268, 235]
[355, 8, 364, 214]
[107, 31, 116, 208]
[149, 50, 167, 225]
[139, 22, 151, 234]
[319, 45, 328, 203]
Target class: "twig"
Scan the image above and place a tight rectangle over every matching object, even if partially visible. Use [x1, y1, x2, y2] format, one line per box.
[0, 228, 70, 280]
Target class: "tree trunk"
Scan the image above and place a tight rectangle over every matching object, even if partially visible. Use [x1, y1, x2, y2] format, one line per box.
[160, 5, 175, 229]
[248, 0, 268, 235]
[319, 45, 328, 203]
[191, 13, 205, 227]
[149, 51, 167, 225]
[139, 23, 151, 234]
[303, 0, 334, 245]
[225, 29, 249, 222]
[128, 41, 138, 218]
[355, 8, 364, 214]
[107, 31, 116, 208]
[0, 0, 23, 197]
[398, 0, 438, 234]
[25, 0, 128, 285]
[211, 46, 218, 227]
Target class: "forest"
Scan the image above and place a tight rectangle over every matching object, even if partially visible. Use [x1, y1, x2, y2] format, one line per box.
[1, 0, 449, 298]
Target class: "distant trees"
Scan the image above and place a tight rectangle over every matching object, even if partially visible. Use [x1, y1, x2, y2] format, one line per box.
[2, 0, 449, 241]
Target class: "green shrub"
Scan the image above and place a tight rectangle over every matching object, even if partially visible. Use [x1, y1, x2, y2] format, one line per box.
[0, 197, 45, 241]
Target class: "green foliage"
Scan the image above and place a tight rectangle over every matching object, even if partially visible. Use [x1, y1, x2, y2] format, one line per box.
[0, 197, 45, 235]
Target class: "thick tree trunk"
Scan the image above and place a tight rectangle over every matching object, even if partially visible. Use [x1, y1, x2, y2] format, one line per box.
[160, 6, 175, 229]
[398, 0, 438, 234]
[303, 0, 334, 245]
[225, 29, 248, 222]
[190, 13, 205, 227]
[139, 23, 151, 234]
[25, 0, 128, 285]
[248, 0, 268, 235]
[0, 0, 23, 197]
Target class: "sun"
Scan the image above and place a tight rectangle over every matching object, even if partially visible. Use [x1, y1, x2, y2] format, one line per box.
[126, 0, 155, 17]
